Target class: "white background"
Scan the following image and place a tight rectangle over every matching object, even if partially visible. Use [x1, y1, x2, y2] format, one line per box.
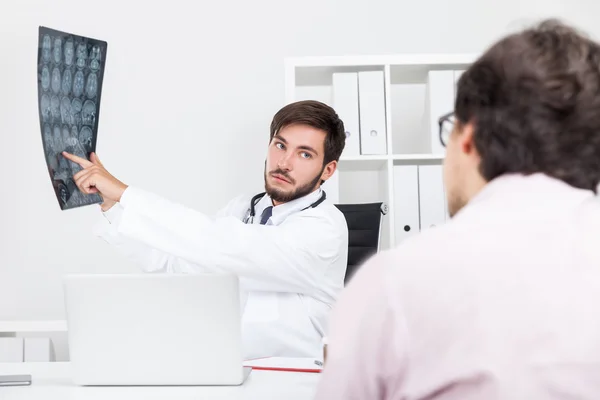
[1, 0, 598, 361]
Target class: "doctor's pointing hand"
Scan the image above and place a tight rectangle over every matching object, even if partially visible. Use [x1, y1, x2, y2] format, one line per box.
[61, 151, 127, 212]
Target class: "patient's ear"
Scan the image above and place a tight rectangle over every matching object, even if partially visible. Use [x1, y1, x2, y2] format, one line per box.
[459, 122, 476, 155]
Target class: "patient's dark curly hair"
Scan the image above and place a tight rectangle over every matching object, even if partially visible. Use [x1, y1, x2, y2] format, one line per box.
[456, 19, 600, 192]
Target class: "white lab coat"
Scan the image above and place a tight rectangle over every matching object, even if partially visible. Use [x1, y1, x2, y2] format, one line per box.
[94, 186, 349, 360]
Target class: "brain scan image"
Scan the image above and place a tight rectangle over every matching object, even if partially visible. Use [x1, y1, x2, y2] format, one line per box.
[82, 100, 96, 127]
[86, 72, 97, 98]
[50, 95, 60, 121]
[42, 35, 51, 62]
[64, 39, 74, 66]
[42, 35, 52, 61]
[53, 37, 62, 64]
[73, 70, 85, 97]
[43, 124, 53, 156]
[38, 26, 106, 210]
[51, 67, 61, 94]
[41, 66, 50, 91]
[60, 97, 71, 124]
[76, 43, 87, 69]
[51, 124, 70, 172]
[57, 181, 71, 206]
[71, 98, 82, 125]
[62, 125, 71, 143]
[41, 94, 51, 122]
[79, 126, 93, 153]
[90, 46, 101, 71]
[90, 59, 100, 72]
[61, 68, 72, 96]
[52, 124, 64, 151]
[90, 45, 101, 61]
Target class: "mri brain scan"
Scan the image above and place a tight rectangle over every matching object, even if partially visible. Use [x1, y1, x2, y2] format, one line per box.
[38, 26, 106, 210]
[41, 94, 51, 121]
[50, 95, 60, 121]
[41, 66, 50, 91]
[51, 67, 61, 94]
[61, 69, 72, 96]
[43, 124, 53, 154]
[60, 97, 71, 124]
[76, 43, 87, 69]
[53, 38, 62, 64]
[64, 39, 74, 66]
[73, 70, 85, 97]
[71, 98, 82, 125]
[86, 73, 98, 98]
[42, 35, 51, 62]
[82, 100, 96, 127]
[79, 126, 93, 153]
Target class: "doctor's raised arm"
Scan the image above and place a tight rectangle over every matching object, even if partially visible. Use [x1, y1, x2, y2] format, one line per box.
[63, 100, 349, 359]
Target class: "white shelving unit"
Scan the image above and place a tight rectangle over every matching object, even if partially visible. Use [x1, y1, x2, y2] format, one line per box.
[284, 54, 477, 249]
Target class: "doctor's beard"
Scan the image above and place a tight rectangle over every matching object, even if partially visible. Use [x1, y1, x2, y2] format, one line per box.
[264, 167, 323, 204]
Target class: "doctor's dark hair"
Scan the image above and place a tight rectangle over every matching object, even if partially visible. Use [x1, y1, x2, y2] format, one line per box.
[455, 19, 600, 192]
[269, 100, 346, 165]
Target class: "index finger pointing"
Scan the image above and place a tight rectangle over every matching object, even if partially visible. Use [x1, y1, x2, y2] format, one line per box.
[62, 151, 93, 168]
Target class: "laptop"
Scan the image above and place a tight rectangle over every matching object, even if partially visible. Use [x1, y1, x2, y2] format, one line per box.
[63, 273, 251, 386]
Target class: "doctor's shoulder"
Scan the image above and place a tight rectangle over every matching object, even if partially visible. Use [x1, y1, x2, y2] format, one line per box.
[214, 192, 254, 219]
[286, 201, 348, 237]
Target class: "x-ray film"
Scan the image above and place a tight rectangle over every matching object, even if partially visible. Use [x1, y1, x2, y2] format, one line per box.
[37, 26, 107, 210]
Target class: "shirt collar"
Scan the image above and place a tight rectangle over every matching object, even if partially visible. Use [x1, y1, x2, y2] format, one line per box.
[458, 172, 596, 217]
[255, 188, 324, 225]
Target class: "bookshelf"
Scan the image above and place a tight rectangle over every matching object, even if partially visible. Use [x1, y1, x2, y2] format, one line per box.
[284, 54, 476, 249]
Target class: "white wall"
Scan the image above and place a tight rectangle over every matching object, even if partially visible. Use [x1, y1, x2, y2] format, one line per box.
[1, 0, 598, 361]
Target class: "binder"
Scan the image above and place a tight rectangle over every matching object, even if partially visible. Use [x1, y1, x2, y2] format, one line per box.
[358, 71, 387, 155]
[418, 165, 446, 230]
[333, 72, 361, 157]
[426, 71, 455, 155]
[0, 337, 24, 362]
[393, 165, 419, 244]
[24, 338, 53, 362]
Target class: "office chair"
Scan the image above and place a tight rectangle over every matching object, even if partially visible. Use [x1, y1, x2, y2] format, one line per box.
[334, 202, 387, 284]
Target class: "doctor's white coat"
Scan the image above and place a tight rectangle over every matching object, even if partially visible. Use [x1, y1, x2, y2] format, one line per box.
[94, 186, 349, 360]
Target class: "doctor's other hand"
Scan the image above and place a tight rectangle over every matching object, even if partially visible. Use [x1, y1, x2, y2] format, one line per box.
[62, 152, 128, 211]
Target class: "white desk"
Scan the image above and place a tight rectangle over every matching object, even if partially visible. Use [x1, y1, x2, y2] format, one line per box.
[0, 362, 320, 400]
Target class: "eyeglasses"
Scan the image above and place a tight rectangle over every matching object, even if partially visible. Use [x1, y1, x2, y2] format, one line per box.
[438, 111, 455, 147]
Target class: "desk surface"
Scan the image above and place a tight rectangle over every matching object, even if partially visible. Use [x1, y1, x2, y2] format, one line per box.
[0, 362, 320, 400]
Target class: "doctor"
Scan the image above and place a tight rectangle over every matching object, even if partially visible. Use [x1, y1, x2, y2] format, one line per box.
[63, 100, 349, 359]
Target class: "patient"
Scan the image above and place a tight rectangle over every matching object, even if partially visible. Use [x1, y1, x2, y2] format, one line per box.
[315, 19, 600, 399]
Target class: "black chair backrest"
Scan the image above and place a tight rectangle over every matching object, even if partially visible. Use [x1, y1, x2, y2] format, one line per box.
[334, 203, 385, 284]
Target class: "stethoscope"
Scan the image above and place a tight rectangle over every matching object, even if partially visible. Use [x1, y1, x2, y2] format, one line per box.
[243, 190, 327, 224]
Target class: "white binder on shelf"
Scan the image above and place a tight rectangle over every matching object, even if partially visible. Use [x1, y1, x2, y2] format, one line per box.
[418, 165, 446, 230]
[333, 72, 361, 157]
[0, 337, 24, 362]
[24, 337, 53, 362]
[358, 71, 387, 155]
[426, 70, 455, 155]
[393, 165, 419, 245]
